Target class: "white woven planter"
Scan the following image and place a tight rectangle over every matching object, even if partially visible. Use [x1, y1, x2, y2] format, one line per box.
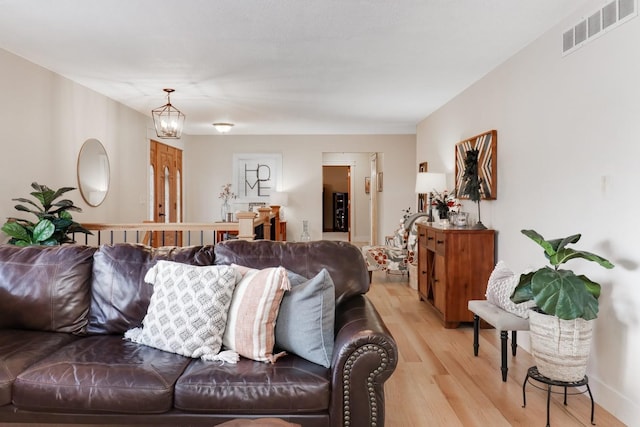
[528, 310, 594, 382]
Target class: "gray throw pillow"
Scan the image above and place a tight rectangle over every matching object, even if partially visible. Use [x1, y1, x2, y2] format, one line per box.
[276, 269, 335, 367]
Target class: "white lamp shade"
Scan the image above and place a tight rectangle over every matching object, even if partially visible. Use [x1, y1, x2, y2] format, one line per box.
[271, 191, 289, 206]
[415, 172, 446, 194]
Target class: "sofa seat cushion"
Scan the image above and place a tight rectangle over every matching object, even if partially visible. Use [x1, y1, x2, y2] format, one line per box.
[174, 354, 330, 413]
[0, 330, 79, 406]
[12, 335, 191, 414]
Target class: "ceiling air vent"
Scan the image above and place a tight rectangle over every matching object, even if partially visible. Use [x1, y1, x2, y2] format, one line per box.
[619, 0, 636, 18]
[562, 0, 637, 56]
[603, 1, 618, 28]
[588, 11, 602, 37]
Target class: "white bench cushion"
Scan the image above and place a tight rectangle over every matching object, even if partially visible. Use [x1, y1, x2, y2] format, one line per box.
[468, 300, 529, 331]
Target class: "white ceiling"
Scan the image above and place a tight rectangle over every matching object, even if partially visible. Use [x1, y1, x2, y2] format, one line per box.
[0, 0, 586, 135]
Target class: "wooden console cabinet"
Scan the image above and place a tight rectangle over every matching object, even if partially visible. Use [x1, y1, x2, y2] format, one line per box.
[417, 222, 495, 328]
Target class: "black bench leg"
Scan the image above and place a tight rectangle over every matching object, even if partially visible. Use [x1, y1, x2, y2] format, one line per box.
[473, 314, 480, 356]
[511, 331, 518, 356]
[501, 330, 508, 382]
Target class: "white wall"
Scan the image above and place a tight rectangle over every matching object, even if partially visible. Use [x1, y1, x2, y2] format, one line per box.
[0, 48, 149, 230]
[184, 135, 415, 243]
[416, 1, 640, 423]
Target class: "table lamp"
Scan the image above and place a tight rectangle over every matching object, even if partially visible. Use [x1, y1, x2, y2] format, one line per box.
[415, 172, 446, 222]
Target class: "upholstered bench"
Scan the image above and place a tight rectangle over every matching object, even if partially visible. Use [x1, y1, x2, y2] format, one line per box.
[467, 300, 529, 382]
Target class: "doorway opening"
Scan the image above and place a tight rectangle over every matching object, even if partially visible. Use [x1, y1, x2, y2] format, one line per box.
[322, 165, 350, 242]
[321, 152, 373, 245]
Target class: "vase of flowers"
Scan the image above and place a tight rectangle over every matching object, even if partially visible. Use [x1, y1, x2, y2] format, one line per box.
[218, 184, 236, 222]
[431, 190, 459, 221]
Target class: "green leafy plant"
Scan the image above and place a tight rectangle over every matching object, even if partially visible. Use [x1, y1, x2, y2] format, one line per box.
[459, 148, 486, 229]
[460, 148, 481, 202]
[1, 182, 92, 246]
[510, 229, 614, 320]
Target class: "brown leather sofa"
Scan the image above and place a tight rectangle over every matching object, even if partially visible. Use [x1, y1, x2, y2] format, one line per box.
[0, 240, 397, 426]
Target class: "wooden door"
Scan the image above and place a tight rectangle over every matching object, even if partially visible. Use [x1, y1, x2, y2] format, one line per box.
[369, 153, 378, 245]
[150, 140, 182, 246]
[346, 167, 351, 240]
[433, 254, 446, 313]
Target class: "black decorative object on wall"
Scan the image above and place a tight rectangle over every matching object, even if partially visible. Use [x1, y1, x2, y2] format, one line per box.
[460, 148, 486, 229]
[455, 130, 497, 200]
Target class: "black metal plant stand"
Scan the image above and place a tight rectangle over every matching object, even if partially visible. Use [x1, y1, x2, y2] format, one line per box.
[522, 366, 595, 427]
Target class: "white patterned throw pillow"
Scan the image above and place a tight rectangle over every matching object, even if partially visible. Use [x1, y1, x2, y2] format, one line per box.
[125, 261, 239, 362]
[485, 260, 536, 318]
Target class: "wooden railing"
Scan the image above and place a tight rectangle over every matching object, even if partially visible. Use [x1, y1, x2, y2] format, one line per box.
[78, 208, 279, 247]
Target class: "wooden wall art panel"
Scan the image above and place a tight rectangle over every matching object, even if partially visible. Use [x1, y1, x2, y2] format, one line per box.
[455, 130, 497, 200]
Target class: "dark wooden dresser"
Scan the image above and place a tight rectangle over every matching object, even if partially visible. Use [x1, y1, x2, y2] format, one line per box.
[417, 222, 495, 328]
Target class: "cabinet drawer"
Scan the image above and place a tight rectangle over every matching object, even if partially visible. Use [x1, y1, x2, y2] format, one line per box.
[418, 226, 428, 247]
[434, 232, 446, 255]
[426, 228, 437, 250]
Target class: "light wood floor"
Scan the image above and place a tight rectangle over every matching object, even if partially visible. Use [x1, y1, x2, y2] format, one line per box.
[368, 271, 626, 427]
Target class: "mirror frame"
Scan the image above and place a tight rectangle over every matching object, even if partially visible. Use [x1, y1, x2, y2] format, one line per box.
[77, 138, 110, 207]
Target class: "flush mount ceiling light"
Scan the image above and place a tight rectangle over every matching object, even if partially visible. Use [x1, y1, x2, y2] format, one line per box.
[213, 122, 234, 133]
[152, 88, 185, 139]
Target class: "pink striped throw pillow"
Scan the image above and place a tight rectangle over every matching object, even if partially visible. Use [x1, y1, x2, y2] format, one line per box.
[223, 264, 291, 363]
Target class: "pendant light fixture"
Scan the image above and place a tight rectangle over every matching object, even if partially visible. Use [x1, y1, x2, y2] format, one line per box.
[213, 122, 234, 133]
[152, 88, 185, 139]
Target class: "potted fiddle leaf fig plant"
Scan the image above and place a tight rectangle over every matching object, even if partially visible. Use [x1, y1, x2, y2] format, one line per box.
[510, 229, 614, 382]
[1, 182, 92, 246]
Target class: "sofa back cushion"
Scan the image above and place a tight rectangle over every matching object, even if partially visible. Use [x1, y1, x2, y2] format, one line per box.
[214, 240, 369, 306]
[0, 244, 96, 334]
[87, 243, 215, 335]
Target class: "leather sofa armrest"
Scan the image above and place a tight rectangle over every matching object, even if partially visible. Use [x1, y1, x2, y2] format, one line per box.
[330, 295, 398, 427]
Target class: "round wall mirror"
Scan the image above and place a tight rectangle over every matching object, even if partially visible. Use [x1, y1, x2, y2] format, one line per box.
[77, 138, 110, 207]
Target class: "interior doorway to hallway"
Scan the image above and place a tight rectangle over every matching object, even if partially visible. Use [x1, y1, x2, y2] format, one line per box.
[321, 152, 372, 245]
[322, 165, 350, 233]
